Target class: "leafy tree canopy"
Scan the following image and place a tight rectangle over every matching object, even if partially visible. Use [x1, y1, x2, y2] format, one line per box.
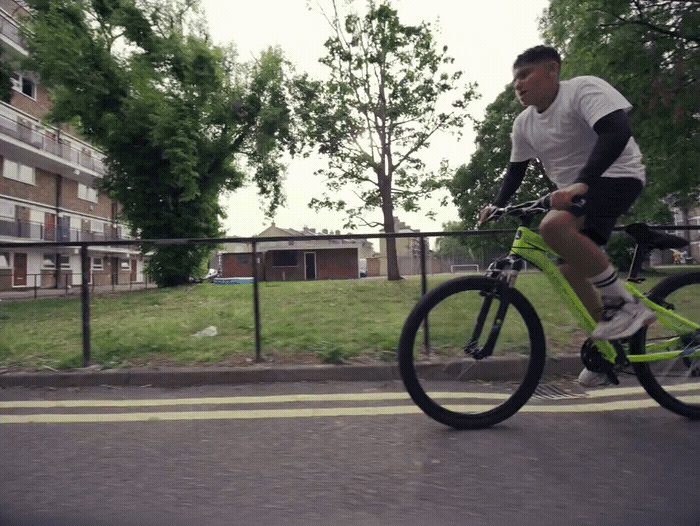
[294, 0, 477, 279]
[23, 0, 295, 286]
[540, 0, 699, 221]
[0, 44, 14, 103]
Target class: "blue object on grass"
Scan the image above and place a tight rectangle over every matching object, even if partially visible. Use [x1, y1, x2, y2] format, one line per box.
[213, 277, 254, 285]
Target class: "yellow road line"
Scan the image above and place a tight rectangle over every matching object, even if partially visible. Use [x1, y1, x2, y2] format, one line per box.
[1, 383, 698, 409]
[587, 383, 700, 398]
[0, 391, 517, 409]
[3, 396, 699, 424]
[0, 405, 421, 424]
[2, 385, 699, 424]
[0, 392, 414, 409]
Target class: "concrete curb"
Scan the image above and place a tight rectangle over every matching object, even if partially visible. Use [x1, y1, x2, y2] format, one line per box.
[0, 355, 582, 388]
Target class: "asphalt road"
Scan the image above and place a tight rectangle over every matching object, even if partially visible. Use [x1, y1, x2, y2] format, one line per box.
[1, 379, 699, 526]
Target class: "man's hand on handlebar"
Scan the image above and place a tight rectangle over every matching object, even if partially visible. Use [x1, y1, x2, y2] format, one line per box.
[479, 204, 498, 225]
[550, 182, 588, 211]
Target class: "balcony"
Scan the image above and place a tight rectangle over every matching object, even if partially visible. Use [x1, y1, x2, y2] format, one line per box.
[0, 7, 27, 55]
[0, 102, 107, 185]
[0, 217, 129, 243]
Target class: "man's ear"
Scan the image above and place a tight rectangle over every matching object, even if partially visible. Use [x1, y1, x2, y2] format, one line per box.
[548, 60, 560, 79]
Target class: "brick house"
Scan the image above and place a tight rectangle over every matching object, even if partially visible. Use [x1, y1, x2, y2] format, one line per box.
[218, 224, 375, 281]
[0, 0, 144, 291]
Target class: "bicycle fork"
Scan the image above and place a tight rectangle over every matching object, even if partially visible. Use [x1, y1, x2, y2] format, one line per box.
[465, 257, 523, 359]
[465, 286, 509, 359]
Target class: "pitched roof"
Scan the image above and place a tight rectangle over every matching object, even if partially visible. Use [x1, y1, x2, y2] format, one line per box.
[256, 224, 303, 238]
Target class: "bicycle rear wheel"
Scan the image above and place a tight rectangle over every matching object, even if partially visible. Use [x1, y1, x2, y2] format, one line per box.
[632, 272, 700, 419]
[398, 276, 546, 429]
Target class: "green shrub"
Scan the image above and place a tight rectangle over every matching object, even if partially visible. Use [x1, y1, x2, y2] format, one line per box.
[606, 232, 635, 271]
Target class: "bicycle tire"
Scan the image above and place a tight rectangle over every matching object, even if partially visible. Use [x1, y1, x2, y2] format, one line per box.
[632, 271, 700, 419]
[398, 276, 546, 429]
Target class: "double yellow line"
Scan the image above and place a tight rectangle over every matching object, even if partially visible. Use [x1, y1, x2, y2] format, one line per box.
[2, 385, 697, 424]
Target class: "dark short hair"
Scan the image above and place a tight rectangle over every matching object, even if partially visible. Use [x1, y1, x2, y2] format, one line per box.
[513, 45, 561, 69]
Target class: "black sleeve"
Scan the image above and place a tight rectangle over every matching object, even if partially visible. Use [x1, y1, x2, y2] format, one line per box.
[575, 109, 632, 186]
[493, 160, 529, 207]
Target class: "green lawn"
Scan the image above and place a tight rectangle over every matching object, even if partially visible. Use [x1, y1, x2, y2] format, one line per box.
[0, 271, 682, 369]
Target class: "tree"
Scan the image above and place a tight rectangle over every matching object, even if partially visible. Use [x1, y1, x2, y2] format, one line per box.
[433, 220, 485, 267]
[295, 1, 476, 280]
[0, 44, 14, 103]
[24, 0, 294, 286]
[539, 0, 700, 224]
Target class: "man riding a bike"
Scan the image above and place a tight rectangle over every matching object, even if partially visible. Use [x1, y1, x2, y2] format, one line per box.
[479, 45, 654, 387]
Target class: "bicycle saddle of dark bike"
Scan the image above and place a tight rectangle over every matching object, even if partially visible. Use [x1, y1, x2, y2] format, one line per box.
[624, 223, 688, 251]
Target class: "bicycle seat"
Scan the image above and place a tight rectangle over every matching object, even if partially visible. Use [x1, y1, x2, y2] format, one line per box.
[624, 223, 688, 250]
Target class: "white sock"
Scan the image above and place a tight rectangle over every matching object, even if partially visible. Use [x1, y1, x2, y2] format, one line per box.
[589, 264, 634, 303]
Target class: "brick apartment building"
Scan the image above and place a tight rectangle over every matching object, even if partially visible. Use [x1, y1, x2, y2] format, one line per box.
[0, 0, 144, 291]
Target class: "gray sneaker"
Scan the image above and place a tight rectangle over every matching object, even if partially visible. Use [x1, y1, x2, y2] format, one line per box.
[590, 298, 656, 341]
[578, 367, 610, 387]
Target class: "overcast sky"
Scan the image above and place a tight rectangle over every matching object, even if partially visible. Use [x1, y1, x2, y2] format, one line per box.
[200, 0, 551, 237]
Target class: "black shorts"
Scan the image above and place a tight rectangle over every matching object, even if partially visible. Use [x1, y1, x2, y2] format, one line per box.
[570, 177, 644, 246]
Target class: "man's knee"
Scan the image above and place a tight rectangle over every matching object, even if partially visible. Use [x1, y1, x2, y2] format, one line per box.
[539, 211, 578, 244]
[558, 262, 577, 281]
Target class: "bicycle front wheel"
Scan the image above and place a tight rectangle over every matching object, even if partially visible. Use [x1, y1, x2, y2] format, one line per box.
[632, 271, 700, 419]
[398, 276, 546, 429]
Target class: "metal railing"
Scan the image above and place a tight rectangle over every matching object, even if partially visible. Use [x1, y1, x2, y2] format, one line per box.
[0, 272, 151, 299]
[0, 102, 108, 176]
[1, 224, 698, 367]
[0, 8, 26, 50]
[0, 217, 129, 242]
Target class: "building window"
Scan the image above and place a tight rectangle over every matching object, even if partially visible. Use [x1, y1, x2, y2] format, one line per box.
[60, 255, 70, 270]
[78, 183, 98, 203]
[11, 73, 36, 99]
[92, 257, 104, 270]
[272, 251, 298, 267]
[120, 260, 130, 270]
[2, 159, 35, 185]
[0, 252, 9, 268]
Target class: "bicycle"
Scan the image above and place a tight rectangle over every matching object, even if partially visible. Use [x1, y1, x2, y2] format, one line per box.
[398, 194, 700, 429]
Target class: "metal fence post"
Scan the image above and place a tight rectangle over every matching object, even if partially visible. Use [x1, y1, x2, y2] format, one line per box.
[80, 245, 91, 366]
[252, 240, 262, 362]
[420, 235, 430, 353]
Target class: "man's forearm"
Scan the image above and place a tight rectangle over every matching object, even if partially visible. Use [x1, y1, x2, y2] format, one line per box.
[493, 160, 529, 207]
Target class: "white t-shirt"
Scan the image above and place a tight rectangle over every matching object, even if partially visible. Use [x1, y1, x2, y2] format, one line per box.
[510, 76, 646, 188]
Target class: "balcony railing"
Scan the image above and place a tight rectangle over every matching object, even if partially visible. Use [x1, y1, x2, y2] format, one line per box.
[0, 102, 108, 176]
[0, 217, 129, 242]
[0, 9, 26, 51]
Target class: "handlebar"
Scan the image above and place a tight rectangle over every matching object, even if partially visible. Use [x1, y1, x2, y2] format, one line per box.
[483, 193, 586, 225]
[483, 194, 552, 224]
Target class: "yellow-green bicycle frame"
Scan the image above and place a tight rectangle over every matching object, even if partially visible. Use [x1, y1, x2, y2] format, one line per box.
[509, 226, 700, 364]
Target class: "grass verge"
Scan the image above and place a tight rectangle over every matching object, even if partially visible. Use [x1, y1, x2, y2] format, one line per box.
[0, 270, 682, 370]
